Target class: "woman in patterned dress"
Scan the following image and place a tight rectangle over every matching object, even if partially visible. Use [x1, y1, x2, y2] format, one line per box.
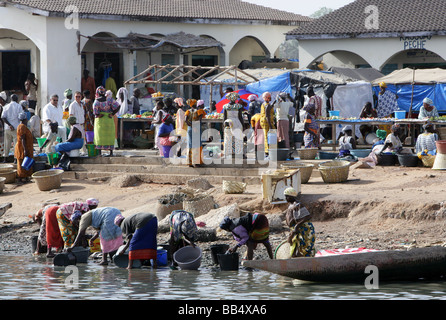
[303, 103, 320, 149]
[93, 86, 120, 156]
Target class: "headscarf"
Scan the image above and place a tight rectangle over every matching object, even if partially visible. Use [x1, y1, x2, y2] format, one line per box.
[67, 116, 77, 125]
[423, 122, 434, 131]
[197, 100, 205, 107]
[248, 94, 257, 102]
[219, 216, 235, 231]
[96, 86, 106, 98]
[423, 97, 433, 106]
[0, 91, 7, 101]
[342, 125, 353, 133]
[284, 187, 298, 197]
[303, 103, 316, 113]
[379, 82, 387, 89]
[64, 89, 73, 98]
[18, 112, 27, 121]
[114, 214, 125, 227]
[227, 92, 240, 103]
[105, 90, 113, 100]
[28, 108, 35, 114]
[117, 87, 129, 116]
[70, 210, 82, 222]
[262, 92, 271, 100]
[187, 99, 197, 108]
[391, 124, 401, 133]
[20, 100, 28, 108]
[376, 129, 387, 140]
[86, 198, 99, 207]
[174, 97, 184, 106]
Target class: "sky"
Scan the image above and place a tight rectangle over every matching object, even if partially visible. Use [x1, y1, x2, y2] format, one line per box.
[242, 0, 355, 16]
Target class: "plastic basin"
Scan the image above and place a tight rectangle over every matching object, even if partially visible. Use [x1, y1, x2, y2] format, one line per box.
[22, 157, 35, 171]
[269, 148, 290, 162]
[318, 151, 338, 160]
[71, 246, 90, 263]
[37, 137, 47, 148]
[377, 153, 398, 166]
[157, 249, 168, 266]
[329, 110, 340, 117]
[173, 246, 202, 270]
[398, 154, 420, 167]
[349, 149, 372, 158]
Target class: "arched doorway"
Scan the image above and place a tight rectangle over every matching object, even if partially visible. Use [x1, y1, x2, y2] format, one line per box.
[380, 49, 446, 75]
[308, 50, 372, 71]
[229, 36, 269, 66]
[0, 28, 40, 99]
[81, 32, 123, 93]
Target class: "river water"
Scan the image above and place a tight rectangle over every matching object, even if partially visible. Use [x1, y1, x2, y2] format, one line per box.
[0, 255, 446, 300]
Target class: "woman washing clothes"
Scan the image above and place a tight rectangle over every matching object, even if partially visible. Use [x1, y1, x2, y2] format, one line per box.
[114, 212, 158, 269]
[69, 206, 123, 266]
[219, 213, 273, 261]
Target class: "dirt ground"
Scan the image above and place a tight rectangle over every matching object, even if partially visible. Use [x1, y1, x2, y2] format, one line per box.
[0, 163, 445, 257]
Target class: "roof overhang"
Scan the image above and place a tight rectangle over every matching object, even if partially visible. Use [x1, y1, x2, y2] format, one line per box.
[286, 30, 446, 41]
[83, 32, 224, 52]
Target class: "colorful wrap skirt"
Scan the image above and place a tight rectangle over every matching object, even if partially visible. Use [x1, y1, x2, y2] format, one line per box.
[45, 206, 63, 249]
[290, 222, 316, 257]
[249, 213, 270, 243]
[128, 217, 158, 261]
[94, 112, 115, 150]
[56, 209, 78, 248]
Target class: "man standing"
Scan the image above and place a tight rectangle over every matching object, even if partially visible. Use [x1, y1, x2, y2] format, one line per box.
[42, 94, 65, 141]
[81, 69, 96, 97]
[130, 88, 142, 116]
[2, 94, 22, 161]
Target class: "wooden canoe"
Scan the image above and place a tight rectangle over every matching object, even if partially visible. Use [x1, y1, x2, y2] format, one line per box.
[242, 246, 446, 283]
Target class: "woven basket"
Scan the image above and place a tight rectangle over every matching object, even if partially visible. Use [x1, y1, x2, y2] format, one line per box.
[318, 160, 350, 183]
[183, 194, 215, 218]
[222, 180, 247, 194]
[421, 155, 436, 168]
[32, 169, 64, 191]
[0, 170, 17, 184]
[297, 148, 318, 160]
[281, 162, 314, 184]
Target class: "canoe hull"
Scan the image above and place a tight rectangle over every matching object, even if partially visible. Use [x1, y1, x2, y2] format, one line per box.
[242, 246, 446, 283]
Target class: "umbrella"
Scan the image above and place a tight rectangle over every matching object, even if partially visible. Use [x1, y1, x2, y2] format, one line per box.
[215, 89, 258, 113]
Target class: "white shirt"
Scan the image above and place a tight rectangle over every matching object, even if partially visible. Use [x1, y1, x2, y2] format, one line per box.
[69, 100, 85, 125]
[2, 101, 22, 130]
[276, 101, 293, 121]
[42, 102, 63, 133]
[28, 114, 41, 137]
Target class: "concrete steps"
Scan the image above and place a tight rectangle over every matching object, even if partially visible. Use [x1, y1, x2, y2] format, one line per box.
[64, 149, 326, 185]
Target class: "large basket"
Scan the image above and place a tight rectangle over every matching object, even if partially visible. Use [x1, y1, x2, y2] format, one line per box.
[281, 162, 314, 184]
[0, 164, 14, 173]
[297, 148, 318, 160]
[32, 169, 64, 191]
[222, 180, 247, 194]
[318, 160, 350, 183]
[183, 194, 215, 218]
[421, 155, 436, 168]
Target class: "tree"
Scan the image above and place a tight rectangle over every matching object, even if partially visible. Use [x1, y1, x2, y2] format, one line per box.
[310, 7, 333, 18]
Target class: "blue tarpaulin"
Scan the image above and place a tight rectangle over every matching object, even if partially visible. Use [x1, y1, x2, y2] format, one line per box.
[372, 84, 446, 113]
[246, 72, 292, 96]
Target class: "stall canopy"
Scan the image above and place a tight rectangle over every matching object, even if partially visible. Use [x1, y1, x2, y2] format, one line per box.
[372, 68, 446, 113]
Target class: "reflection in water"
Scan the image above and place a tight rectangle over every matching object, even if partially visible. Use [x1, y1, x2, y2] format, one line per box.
[0, 255, 445, 300]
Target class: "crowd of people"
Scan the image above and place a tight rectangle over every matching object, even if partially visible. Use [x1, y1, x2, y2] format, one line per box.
[31, 186, 314, 269]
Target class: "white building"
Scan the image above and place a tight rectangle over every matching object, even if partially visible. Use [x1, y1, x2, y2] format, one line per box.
[286, 0, 446, 74]
[0, 0, 310, 114]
